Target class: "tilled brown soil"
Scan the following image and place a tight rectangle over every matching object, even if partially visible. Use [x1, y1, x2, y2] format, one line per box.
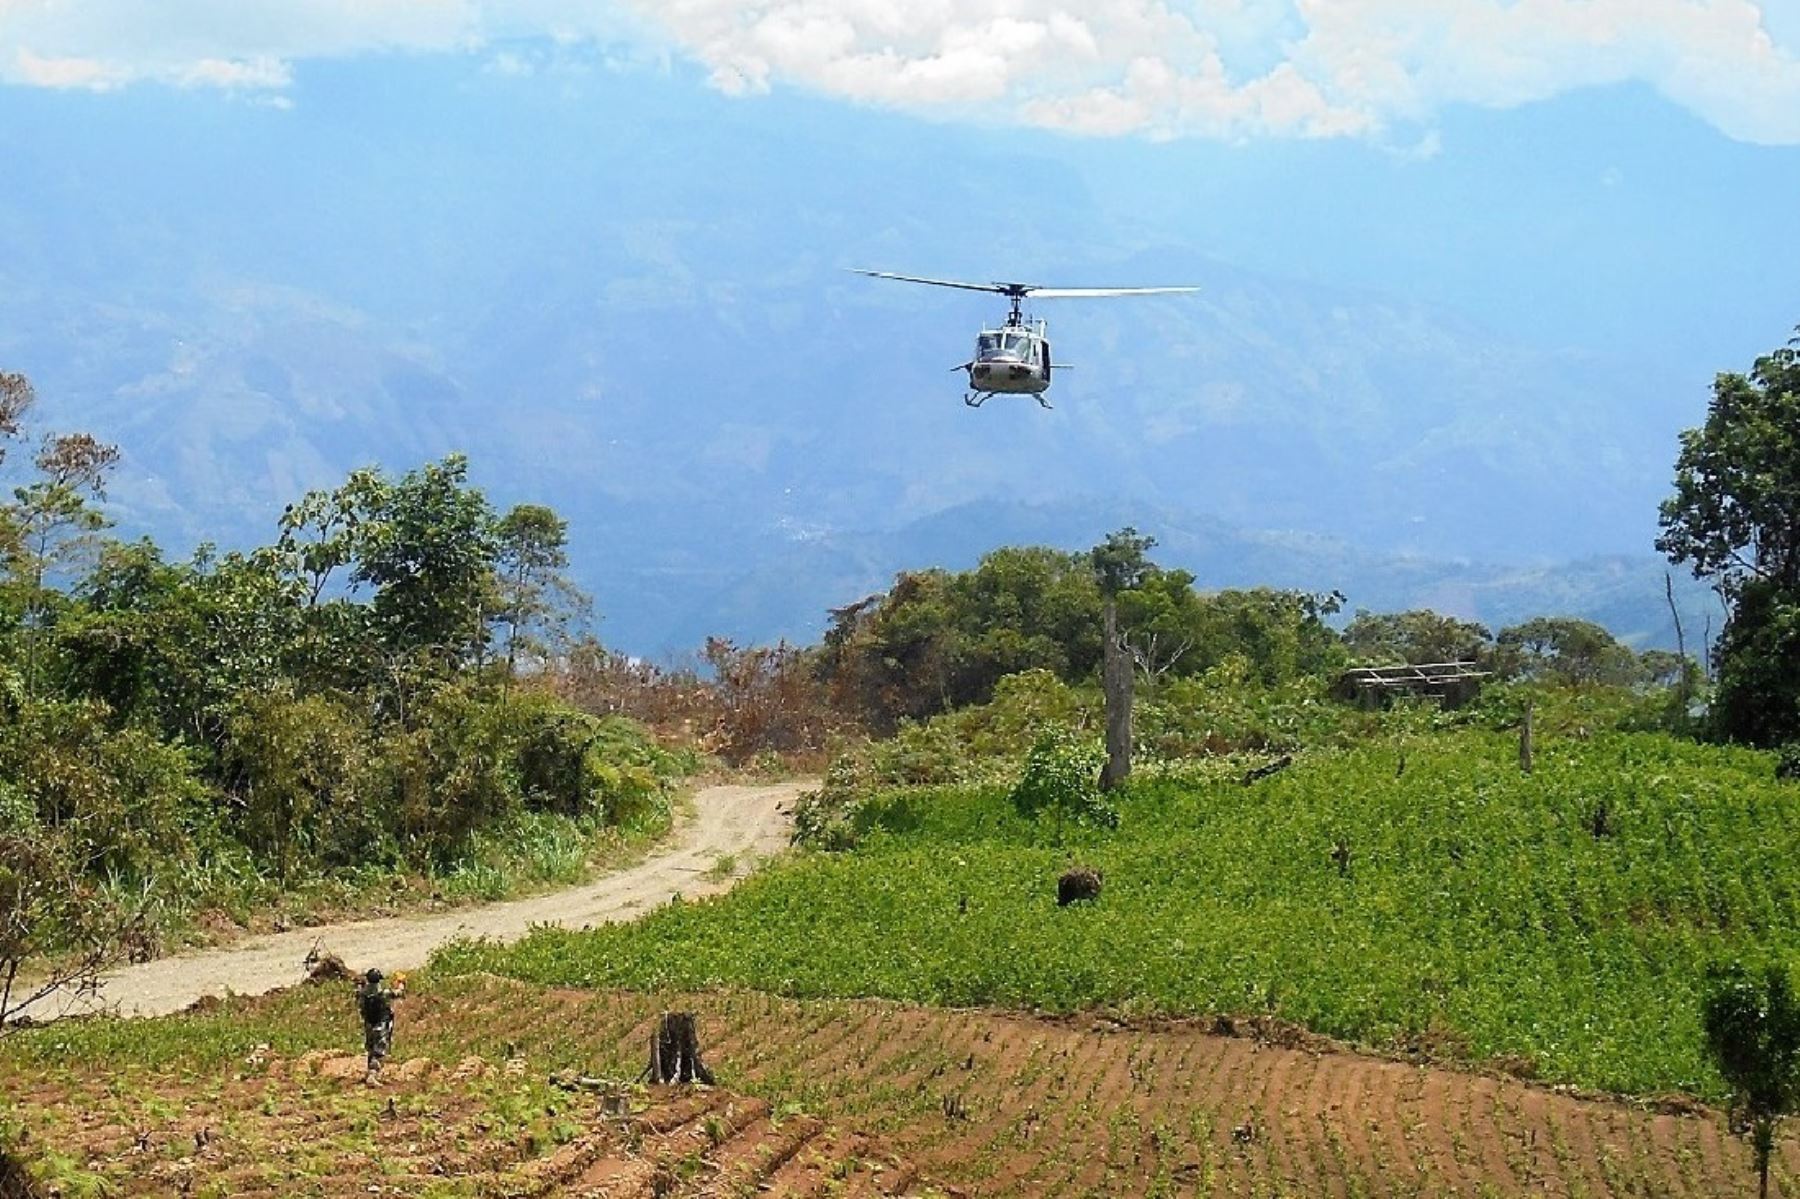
[5, 1049, 926, 1198]
[6, 974, 1796, 1196]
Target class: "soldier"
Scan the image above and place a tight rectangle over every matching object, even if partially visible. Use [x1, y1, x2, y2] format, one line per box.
[357, 968, 399, 1081]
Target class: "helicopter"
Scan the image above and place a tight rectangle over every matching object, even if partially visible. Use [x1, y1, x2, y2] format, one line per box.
[853, 270, 1198, 408]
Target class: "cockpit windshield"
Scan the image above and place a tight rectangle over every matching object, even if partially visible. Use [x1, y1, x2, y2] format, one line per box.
[977, 331, 1036, 362]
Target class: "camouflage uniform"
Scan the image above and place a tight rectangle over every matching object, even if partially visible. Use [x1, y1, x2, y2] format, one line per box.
[357, 969, 398, 1074]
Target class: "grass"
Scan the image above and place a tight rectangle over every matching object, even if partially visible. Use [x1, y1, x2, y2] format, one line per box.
[436, 727, 1799, 1098]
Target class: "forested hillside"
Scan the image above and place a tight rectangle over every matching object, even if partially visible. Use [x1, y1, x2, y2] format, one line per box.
[0, 371, 685, 1022]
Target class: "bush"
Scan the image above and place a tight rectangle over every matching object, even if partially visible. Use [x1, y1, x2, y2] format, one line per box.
[1777, 743, 1800, 783]
[0, 700, 214, 887]
[1011, 727, 1115, 834]
[1135, 657, 1391, 761]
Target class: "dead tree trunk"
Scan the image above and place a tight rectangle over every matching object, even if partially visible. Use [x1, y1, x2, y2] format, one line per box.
[1662, 569, 1693, 702]
[642, 1012, 715, 1085]
[1099, 599, 1133, 792]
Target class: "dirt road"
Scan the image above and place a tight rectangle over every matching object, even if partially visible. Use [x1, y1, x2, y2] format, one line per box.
[20, 780, 805, 1022]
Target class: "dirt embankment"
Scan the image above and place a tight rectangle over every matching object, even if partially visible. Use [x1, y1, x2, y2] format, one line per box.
[15, 781, 804, 1023]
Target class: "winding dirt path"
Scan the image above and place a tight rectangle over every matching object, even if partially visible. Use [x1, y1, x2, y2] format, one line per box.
[21, 780, 805, 1022]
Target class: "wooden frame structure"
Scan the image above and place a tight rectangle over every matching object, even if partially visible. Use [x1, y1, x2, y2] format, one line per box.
[1334, 661, 1492, 709]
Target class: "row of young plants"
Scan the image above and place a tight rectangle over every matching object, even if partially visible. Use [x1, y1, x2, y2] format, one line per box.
[439, 687, 1796, 1099]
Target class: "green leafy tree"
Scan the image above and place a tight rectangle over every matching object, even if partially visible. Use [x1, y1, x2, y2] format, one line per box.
[1495, 616, 1641, 686]
[353, 454, 500, 667]
[227, 691, 375, 882]
[1010, 726, 1115, 840]
[818, 550, 1104, 731]
[1703, 962, 1800, 1199]
[2, 433, 120, 697]
[1659, 332, 1800, 745]
[1342, 609, 1492, 666]
[493, 503, 587, 682]
[60, 542, 306, 751]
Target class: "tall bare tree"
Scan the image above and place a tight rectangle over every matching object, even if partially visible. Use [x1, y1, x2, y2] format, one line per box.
[1090, 528, 1156, 792]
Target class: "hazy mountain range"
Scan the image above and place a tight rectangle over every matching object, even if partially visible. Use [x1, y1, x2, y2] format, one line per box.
[0, 61, 1736, 657]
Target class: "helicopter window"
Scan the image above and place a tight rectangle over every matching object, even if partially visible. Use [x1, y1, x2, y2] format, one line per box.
[977, 334, 1002, 359]
[1004, 333, 1032, 357]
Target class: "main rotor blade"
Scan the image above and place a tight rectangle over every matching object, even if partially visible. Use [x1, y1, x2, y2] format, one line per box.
[850, 269, 1009, 295]
[1024, 286, 1201, 299]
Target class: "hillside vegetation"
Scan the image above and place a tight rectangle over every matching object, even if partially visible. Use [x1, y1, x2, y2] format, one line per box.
[0, 374, 689, 1015]
[442, 680, 1794, 1099]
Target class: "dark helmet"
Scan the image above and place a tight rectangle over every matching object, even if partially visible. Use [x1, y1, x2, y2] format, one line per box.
[365, 968, 383, 984]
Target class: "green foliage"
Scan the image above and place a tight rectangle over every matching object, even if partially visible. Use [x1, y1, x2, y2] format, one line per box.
[447, 729, 1800, 1099]
[353, 454, 500, 662]
[493, 502, 587, 674]
[1711, 580, 1800, 748]
[0, 393, 681, 968]
[1658, 336, 1800, 591]
[1010, 727, 1114, 832]
[820, 541, 1347, 732]
[1658, 333, 1800, 748]
[1777, 743, 1800, 782]
[0, 699, 213, 885]
[1089, 526, 1156, 597]
[1136, 657, 1360, 757]
[227, 690, 378, 880]
[1495, 616, 1645, 686]
[793, 670, 1096, 849]
[1701, 962, 1800, 1196]
[1343, 609, 1491, 665]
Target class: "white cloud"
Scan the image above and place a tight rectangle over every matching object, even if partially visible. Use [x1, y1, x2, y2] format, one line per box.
[622, 0, 1800, 143]
[14, 49, 127, 90]
[0, 0, 1797, 143]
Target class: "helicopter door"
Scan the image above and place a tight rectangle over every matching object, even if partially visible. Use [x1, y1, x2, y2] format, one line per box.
[1041, 338, 1052, 381]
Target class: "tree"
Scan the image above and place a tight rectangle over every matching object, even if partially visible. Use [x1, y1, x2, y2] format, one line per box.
[0, 372, 33, 463]
[1117, 568, 1203, 682]
[353, 455, 499, 668]
[1659, 332, 1800, 745]
[492, 503, 587, 682]
[2, 433, 120, 697]
[1703, 962, 1800, 1199]
[1494, 616, 1641, 686]
[1009, 726, 1115, 840]
[1, 827, 143, 1029]
[1090, 527, 1156, 792]
[1342, 609, 1491, 666]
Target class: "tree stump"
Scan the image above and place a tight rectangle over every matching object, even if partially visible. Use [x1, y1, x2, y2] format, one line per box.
[0, 1145, 42, 1199]
[642, 1012, 715, 1085]
[1058, 867, 1103, 906]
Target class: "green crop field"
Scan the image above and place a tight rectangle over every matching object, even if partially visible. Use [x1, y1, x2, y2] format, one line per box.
[439, 728, 1800, 1099]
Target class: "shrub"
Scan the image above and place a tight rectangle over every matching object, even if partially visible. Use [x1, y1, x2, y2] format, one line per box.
[1777, 743, 1800, 783]
[1010, 727, 1115, 834]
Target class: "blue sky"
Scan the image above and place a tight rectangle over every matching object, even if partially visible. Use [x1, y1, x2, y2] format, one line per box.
[4, 0, 1795, 372]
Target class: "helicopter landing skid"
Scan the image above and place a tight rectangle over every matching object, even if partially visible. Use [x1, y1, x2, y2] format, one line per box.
[963, 391, 1053, 410]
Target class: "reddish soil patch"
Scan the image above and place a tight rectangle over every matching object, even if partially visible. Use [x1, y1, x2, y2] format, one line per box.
[7, 974, 1800, 1197]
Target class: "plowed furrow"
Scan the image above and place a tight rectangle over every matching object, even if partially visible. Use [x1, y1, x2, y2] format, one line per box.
[696, 1112, 823, 1197]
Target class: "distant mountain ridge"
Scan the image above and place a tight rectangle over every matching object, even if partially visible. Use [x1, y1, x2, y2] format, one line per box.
[0, 60, 1713, 658]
